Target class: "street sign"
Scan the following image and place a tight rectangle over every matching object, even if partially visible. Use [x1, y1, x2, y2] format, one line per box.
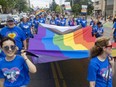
[64, 2, 71, 10]
[81, 5, 88, 13]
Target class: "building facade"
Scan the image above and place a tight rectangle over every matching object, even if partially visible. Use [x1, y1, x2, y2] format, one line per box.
[94, 0, 116, 18]
[26, 0, 30, 8]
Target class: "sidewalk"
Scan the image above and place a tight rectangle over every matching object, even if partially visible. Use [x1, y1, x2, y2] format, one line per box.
[103, 21, 113, 28]
[87, 17, 113, 28]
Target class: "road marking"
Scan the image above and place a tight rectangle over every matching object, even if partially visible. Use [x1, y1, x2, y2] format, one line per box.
[51, 63, 60, 87]
[55, 62, 67, 87]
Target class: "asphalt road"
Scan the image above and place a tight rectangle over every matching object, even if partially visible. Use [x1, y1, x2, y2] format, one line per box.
[29, 21, 116, 87]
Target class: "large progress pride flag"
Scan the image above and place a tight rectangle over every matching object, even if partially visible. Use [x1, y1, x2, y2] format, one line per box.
[28, 24, 96, 63]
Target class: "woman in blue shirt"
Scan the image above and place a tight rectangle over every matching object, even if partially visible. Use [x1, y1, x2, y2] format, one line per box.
[0, 37, 37, 87]
[50, 17, 56, 25]
[68, 17, 75, 26]
[87, 37, 114, 87]
[19, 16, 33, 39]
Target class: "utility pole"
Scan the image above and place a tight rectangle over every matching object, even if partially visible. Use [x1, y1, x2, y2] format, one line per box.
[72, 0, 74, 7]
[104, 0, 107, 21]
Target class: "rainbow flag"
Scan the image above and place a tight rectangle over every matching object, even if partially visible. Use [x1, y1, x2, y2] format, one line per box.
[28, 24, 96, 63]
[35, 10, 45, 16]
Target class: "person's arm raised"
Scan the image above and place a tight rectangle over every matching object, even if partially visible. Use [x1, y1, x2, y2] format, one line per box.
[21, 51, 37, 73]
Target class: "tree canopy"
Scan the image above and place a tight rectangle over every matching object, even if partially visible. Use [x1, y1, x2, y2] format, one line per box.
[0, 0, 30, 13]
[65, 0, 93, 15]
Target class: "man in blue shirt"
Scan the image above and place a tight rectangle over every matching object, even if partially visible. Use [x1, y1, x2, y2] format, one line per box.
[0, 16, 27, 53]
[76, 16, 82, 25]
[38, 15, 45, 24]
[60, 16, 66, 26]
[55, 15, 60, 26]
[80, 16, 87, 27]
[94, 22, 104, 38]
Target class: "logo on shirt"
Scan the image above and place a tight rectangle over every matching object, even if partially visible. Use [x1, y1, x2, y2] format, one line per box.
[100, 66, 112, 81]
[2, 67, 20, 83]
[23, 25, 29, 29]
[8, 33, 16, 39]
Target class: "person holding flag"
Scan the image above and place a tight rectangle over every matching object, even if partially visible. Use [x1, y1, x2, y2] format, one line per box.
[0, 37, 37, 87]
[87, 37, 114, 87]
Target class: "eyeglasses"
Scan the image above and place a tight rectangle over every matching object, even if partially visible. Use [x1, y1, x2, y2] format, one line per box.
[106, 45, 112, 48]
[3, 45, 16, 51]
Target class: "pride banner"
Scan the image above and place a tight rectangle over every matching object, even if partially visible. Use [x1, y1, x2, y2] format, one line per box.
[28, 24, 96, 63]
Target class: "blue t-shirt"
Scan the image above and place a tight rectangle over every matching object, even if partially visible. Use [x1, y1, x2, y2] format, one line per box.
[0, 26, 26, 51]
[80, 19, 87, 27]
[50, 20, 56, 25]
[90, 21, 94, 27]
[68, 20, 74, 26]
[76, 18, 81, 25]
[95, 26, 104, 37]
[87, 57, 112, 87]
[19, 22, 33, 38]
[38, 18, 45, 24]
[55, 18, 60, 26]
[0, 55, 29, 87]
[33, 19, 39, 29]
[92, 25, 97, 34]
[60, 19, 66, 26]
[113, 22, 116, 36]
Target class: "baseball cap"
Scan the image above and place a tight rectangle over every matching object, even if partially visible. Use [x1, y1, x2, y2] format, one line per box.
[7, 16, 14, 22]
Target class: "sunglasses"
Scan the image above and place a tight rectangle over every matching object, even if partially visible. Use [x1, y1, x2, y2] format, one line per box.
[106, 45, 112, 48]
[7, 20, 14, 22]
[3, 45, 16, 51]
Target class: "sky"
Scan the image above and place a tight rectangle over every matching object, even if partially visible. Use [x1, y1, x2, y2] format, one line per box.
[30, 0, 65, 8]
[30, 0, 94, 8]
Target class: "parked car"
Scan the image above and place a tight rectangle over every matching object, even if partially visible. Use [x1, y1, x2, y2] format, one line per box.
[0, 14, 9, 28]
[12, 15, 20, 23]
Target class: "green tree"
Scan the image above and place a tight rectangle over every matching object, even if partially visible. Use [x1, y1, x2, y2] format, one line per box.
[15, 0, 29, 13]
[50, 0, 57, 11]
[72, 4, 81, 16]
[0, 0, 16, 13]
[65, 0, 93, 15]
[55, 5, 62, 13]
[87, 3, 94, 15]
[0, 0, 30, 13]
